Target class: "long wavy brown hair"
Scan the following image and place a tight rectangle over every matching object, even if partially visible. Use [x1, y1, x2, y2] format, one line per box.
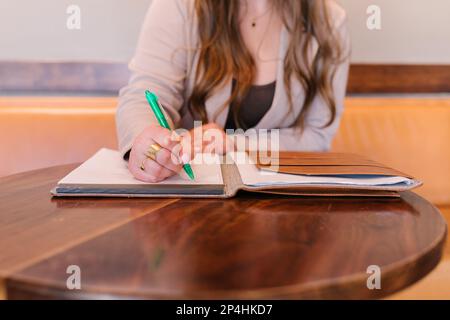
[188, 0, 346, 130]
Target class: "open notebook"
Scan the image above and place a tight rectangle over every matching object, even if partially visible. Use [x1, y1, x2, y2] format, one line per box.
[52, 148, 422, 198]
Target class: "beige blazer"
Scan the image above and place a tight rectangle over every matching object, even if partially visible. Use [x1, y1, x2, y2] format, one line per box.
[116, 0, 350, 158]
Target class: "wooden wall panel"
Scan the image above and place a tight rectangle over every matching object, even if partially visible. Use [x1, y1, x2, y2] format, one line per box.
[1, 62, 450, 95]
[348, 64, 450, 94]
[0, 62, 129, 95]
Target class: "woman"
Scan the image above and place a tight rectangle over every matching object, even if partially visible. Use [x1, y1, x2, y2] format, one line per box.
[116, 0, 350, 183]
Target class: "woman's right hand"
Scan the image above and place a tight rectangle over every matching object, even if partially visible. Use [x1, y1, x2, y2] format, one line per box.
[128, 124, 188, 183]
[128, 123, 235, 183]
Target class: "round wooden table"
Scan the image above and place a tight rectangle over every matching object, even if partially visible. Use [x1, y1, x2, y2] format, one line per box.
[0, 164, 447, 299]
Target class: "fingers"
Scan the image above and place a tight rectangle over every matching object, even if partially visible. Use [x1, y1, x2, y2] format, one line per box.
[128, 153, 175, 183]
[137, 135, 184, 172]
[141, 157, 174, 180]
[179, 133, 196, 163]
[129, 125, 187, 182]
[190, 123, 234, 155]
[148, 127, 188, 168]
[128, 153, 160, 183]
[151, 126, 183, 154]
[153, 147, 183, 173]
[179, 127, 228, 162]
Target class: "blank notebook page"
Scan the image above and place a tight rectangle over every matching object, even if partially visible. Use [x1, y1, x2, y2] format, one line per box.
[58, 148, 223, 186]
[230, 152, 413, 187]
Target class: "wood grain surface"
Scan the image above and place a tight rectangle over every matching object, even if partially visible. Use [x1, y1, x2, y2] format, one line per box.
[388, 206, 450, 299]
[0, 280, 5, 300]
[0, 165, 447, 300]
[348, 64, 450, 94]
[0, 165, 177, 276]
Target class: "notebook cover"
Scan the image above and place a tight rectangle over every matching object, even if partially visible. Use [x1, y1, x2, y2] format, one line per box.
[252, 152, 414, 179]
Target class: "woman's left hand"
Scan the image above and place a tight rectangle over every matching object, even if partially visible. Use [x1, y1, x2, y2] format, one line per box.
[180, 123, 235, 160]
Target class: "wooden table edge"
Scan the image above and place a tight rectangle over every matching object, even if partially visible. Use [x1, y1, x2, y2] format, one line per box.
[1, 163, 447, 300]
[0, 164, 183, 299]
[5, 192, 447, 300]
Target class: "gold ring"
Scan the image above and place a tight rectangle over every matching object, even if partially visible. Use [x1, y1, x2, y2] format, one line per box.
[140, 158, 147, 171]
[145, 143, 162, 161]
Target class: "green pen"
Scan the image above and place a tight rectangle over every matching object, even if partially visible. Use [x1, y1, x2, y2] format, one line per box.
[145, 90, 195, 181]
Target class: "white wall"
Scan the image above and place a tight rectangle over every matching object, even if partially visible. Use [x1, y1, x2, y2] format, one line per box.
[338, 0, 450, 64]
[0, 0, 449, 64]
[0, 0, 150, 62]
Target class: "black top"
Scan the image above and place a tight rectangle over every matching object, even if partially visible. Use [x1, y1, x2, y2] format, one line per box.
[225, 79, 276, 130]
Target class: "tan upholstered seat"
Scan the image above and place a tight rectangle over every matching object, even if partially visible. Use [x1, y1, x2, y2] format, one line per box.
[0, 97, 117, 177]
[332, 97, 450, 205]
